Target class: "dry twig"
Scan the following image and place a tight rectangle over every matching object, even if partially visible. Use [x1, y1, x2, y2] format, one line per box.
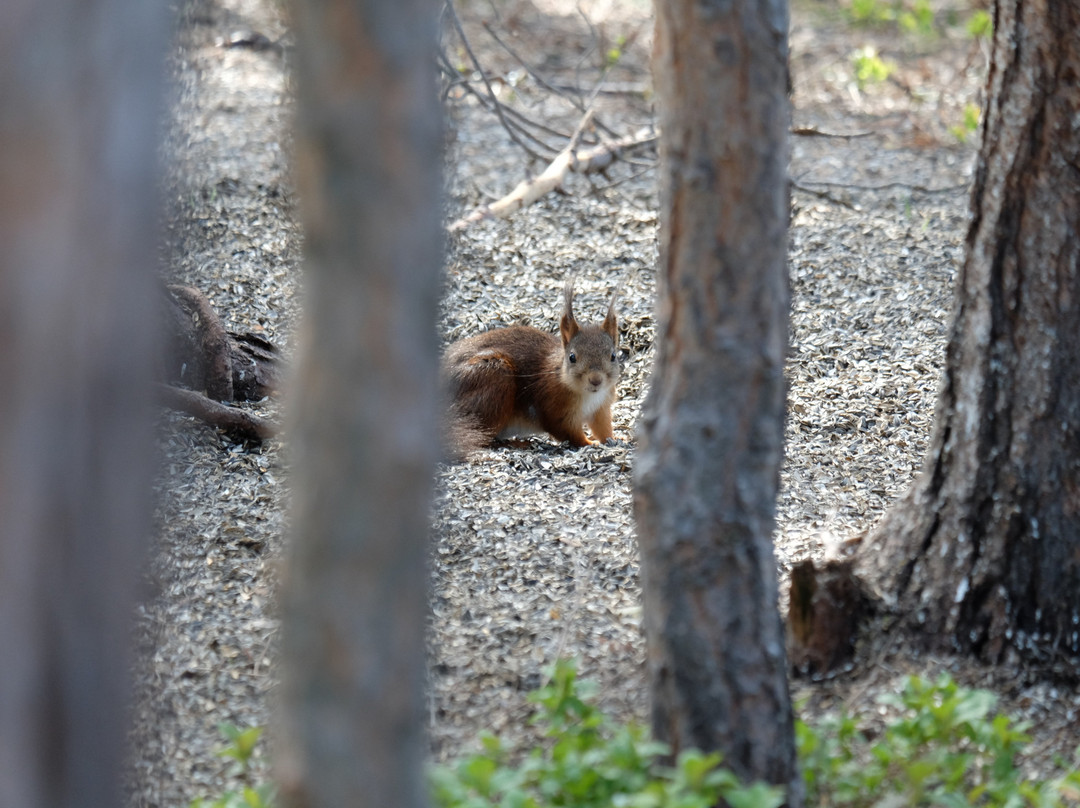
[448, 113, 656, 231]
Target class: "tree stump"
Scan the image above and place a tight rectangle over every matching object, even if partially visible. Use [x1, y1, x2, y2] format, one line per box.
[786, 559, 869, 677]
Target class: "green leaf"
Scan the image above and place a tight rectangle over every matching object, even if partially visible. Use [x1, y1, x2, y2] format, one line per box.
[966, 9, 993, 38]
[677, 750, 724, 787]
[479, 732, 502, 756]
[723, 782, 786, 808]
[461, 755, 498, 794]
[952, 688, 995, 725]
[217, 723, 243, 742]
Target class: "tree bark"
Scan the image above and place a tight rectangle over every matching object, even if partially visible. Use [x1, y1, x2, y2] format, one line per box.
[277, 0, 442, 806]
[0, 0, 165, 805]
[857, 0, 1080, 668]
[633, 0, 799, 798]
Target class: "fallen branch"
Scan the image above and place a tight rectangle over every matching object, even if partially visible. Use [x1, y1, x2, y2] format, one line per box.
[791, 180, 859, 210]
[791, 125, 874, 139]
[159, 384, 277, 443]
[448, 121, 656, 232]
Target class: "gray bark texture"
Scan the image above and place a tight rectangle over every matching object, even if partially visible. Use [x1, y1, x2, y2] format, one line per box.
[277, 0, 442, 806]
[858, 0, 1080, 668]
[633, 0, 800, 798]
[0, 0, 166, 806]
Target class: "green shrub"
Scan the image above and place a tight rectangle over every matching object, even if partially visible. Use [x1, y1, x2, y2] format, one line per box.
[845, 0, 995, 42]
[190, 667, 1080, 808]
[429, 659, 785, 808]
[796, 672, 1080, 807]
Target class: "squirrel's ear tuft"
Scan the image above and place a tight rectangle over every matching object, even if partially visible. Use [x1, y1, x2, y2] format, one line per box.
[602, 286, 619, 346]
[560, 280, 579, 346]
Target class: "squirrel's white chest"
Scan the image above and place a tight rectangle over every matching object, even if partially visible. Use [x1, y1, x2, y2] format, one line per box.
[577, 386, 611, 420]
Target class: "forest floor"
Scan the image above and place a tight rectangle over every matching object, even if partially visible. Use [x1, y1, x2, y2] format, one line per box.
[128, 0, 1079, 804]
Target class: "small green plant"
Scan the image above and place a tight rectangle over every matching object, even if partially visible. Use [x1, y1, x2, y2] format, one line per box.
[430, 659, 785, 808]
[851, 46, 895, 90]
[967, 8, 994, 39]
[950, 102, 982, 142]
[797, 672, 1080, 807]
[217, 724, 264, 773]
[898, 0, 935, 34]
[190, 785, 277, 808]
[849, 0, 894, 25]
[190, 724, 278, 808]
[606, 34, 628, 67]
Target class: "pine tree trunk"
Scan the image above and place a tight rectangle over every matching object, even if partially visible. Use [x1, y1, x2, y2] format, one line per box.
[0, 0, 165, 805]
[858, 0, 1080, 667]
[277, 0, 442, 806]
[634, 0, 799, 796]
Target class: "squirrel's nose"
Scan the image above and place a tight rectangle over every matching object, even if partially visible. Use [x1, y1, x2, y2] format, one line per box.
[588, 372, 603, 388]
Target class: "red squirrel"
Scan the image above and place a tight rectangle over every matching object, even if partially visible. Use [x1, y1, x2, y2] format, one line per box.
[442, 281, 620, 459]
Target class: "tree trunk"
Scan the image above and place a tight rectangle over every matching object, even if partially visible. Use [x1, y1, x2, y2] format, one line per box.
[277, 0, 442, 806]
[633, 0, 799, 798]
[0, 0, 165, 805]
[857, 0, 1080, 668]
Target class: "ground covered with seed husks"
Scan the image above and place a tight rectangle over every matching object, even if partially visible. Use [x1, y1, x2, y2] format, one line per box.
[127, 0, 1080, 804]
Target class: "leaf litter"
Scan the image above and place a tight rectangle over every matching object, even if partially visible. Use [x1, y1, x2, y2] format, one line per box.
[127, 0, 1079, 804]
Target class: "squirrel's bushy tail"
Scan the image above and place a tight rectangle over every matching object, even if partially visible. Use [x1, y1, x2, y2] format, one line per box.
[441, 407, 494, 463]
[440, 347, 518, 462]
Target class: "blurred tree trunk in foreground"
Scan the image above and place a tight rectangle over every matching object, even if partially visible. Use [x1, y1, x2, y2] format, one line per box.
[279, 0, 442, 806]
[856, 0, 1080, 669]
[0, 0, 166, 806]
[634, 0, 800, 799]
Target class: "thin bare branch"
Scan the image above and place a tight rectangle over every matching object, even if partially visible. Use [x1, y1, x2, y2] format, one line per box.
[436, 47, 563, 156]
[480, 21, 624, 140]
[443, 0, 550, 160]
[796, 178, 969, 194]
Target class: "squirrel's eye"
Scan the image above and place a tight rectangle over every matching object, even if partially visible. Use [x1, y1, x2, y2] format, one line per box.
[568, 352, 577, 364]
[611, 351, 617, 362]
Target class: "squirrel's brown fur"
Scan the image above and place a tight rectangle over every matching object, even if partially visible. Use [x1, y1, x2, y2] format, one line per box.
[441, 282, 620, 460]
